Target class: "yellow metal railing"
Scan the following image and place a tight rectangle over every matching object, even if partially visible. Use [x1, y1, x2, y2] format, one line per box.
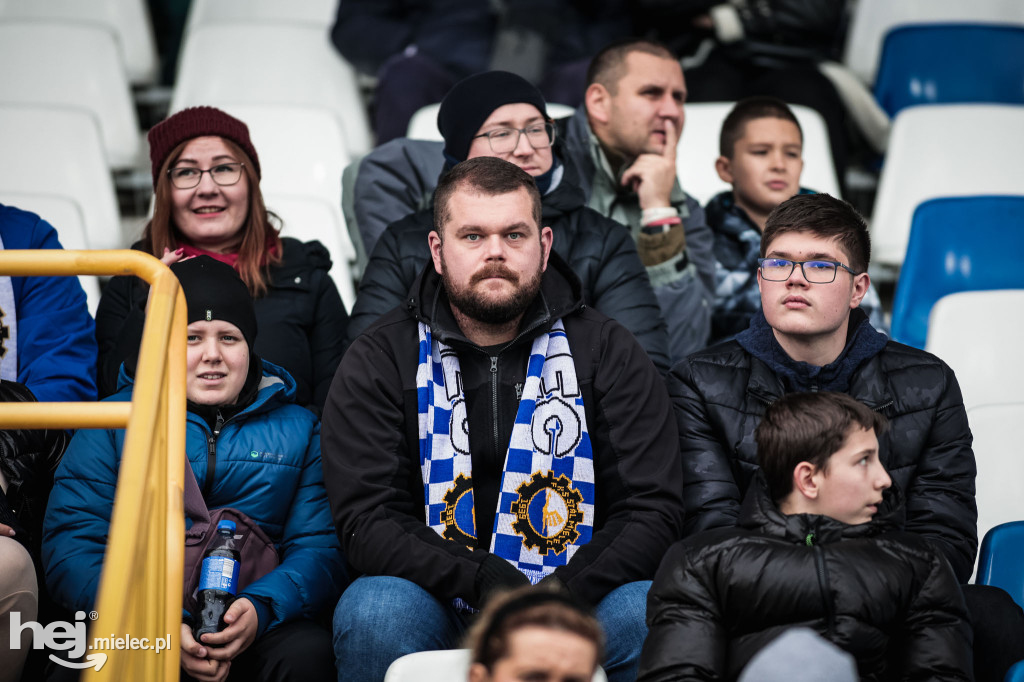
[0, 250, 185, 680]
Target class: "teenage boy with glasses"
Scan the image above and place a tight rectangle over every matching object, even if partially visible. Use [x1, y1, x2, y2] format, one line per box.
[669, 192, 1024, 682]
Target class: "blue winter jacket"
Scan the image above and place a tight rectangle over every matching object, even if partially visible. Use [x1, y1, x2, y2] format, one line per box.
[42, 360, 346, 638]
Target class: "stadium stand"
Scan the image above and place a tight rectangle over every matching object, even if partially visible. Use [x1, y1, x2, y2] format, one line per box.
[0, 106, 123, 250]
[171, 23, 373, 156]
[0, 22, 142, 170]
[891, 195, 1024, 349]
[0, 0, 159, 86]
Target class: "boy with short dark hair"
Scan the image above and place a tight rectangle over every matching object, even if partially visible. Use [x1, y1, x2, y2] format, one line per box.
[706, 96, 885, 343]
[639, 391, 973, 681]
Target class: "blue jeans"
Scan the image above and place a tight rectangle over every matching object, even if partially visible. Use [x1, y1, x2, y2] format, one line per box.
[332, 576, 651, 682]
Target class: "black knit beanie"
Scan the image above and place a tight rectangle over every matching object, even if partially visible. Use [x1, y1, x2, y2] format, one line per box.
[437, 71, 549, 162]
[171, 256, 258, 350]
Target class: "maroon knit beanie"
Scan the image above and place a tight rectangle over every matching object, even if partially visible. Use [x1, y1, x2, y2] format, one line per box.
[147, 106, 261, 188]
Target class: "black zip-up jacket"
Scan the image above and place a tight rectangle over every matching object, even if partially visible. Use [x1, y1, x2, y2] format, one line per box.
[344, 155, 671, 374]
[668, 309, 978, 582]
[639, 478, 974, 681]
[322, 253, 684, 607]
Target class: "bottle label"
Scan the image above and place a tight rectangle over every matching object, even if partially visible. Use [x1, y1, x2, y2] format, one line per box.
[198, 556, 240, 595]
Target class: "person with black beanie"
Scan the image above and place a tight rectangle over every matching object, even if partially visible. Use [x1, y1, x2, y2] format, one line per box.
[346, 70, 673, 373]
[44, 256, 346, 682]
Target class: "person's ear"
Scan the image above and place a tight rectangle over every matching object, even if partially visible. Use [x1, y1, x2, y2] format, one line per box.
[428, 230, 444, 275]
[848, 271, 870, 309]
[468, 663, 490, 682]
[715, 155, 734, 184]
[539, 226, 553, 271]
[585, 83, 611, 125]
[793, 461, 821, 501]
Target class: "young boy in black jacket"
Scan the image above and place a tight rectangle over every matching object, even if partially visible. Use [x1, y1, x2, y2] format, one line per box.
[639, 391, 973, 681]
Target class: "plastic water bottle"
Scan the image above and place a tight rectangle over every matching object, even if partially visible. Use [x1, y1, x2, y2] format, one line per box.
[193, 519, 240, 643]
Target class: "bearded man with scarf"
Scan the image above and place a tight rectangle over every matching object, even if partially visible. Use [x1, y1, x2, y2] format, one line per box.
[323, 157, 683, 682]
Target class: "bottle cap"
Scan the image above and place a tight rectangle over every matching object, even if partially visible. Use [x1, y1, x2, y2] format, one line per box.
[217, 520, 237, 533]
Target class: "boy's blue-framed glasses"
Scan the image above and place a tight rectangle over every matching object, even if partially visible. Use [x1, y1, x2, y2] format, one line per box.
[757, 258, 861, 283]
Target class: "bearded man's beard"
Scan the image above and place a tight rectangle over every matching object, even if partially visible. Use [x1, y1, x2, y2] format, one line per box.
[441, 260, 543, 325]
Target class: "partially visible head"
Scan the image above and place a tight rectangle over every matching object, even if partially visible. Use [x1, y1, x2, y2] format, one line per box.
[146, 106, 281, 296]
[756, 392, 891, 524]
[584, 39, 685, 159]
[719, 96, 802, 159]
[429, 157, 552, 325]
[438, 71, 554, 176]
[467, 588, 603, 682]
[172, 256, 258, 406]
[716, 97, 804, 226]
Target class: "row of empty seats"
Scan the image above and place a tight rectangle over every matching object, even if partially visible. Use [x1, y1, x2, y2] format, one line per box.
[915, 287, 1024, 564]
[872, 105, 1024, 270]
[891, 195, 1024, 348]
[843, 0, 1024, 88]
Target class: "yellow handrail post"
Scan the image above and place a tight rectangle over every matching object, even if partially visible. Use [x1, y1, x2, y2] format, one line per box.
[0, 250, 185, 679]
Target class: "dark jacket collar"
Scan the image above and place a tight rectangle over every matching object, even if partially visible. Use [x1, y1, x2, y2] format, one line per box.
[739, 471, 905, 545]
[408, 250, 584, 350]
[707, 188, 817, 241]
[544, 150, 588, 218]
[706, 191, 753, 240]
[737, 308, 889, 394]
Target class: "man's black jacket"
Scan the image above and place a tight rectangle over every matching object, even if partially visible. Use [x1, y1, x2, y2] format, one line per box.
[322, 253, 684, 607]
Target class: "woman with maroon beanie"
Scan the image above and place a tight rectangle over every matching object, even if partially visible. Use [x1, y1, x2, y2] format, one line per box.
[95, 106, 348, 415]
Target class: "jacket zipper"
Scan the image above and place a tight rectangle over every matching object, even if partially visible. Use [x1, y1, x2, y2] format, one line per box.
[489, 356, 500, 455]
[203, 411, 224, 496]
[482, 317, 543, 457]
[806, 533, 836, 636]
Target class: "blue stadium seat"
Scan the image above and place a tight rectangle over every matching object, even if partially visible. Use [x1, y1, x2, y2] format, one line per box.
[890, 195, 1024, 348]
[874, 23, 1024, 117]
[977, 521, 1024, 609]
[1007, 660, 1024, 682]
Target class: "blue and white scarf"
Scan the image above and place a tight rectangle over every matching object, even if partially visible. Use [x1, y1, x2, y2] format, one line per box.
[417, 319, 594, 585]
